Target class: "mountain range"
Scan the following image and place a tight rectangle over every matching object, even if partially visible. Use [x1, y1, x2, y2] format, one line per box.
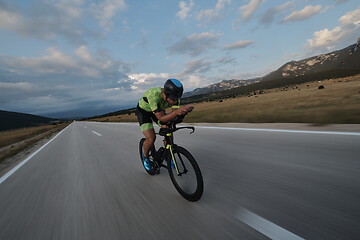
[183, 40, 360, 98]
[183, 79, 260, 98]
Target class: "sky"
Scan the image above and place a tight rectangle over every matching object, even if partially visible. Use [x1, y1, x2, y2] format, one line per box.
[0, 0, 359, 118]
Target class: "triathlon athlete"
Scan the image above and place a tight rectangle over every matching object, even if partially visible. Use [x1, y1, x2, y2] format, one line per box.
[136, 79, 193, 170]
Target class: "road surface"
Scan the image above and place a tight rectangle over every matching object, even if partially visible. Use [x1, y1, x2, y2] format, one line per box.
[0, 121, 359, 239]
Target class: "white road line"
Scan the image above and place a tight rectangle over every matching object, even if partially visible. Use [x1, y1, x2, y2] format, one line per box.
[236, 208, 305, 240]
[92, 131, 102, 136]
[82, 121, 360, 136]
[196, 126, 360, 136]
[0, 124, 72, 184]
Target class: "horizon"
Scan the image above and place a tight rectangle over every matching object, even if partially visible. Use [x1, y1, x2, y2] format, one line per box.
[1, 0, 359, 118]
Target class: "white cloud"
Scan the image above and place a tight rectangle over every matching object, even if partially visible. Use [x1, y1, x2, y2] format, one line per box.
[167, 32, 222, 56]
[283, 5, 322, 22]
[196, 0, 231, 24]
[306, 6, 360, 52]
[238, 0, 264, 21]
[177, 0, 194, 20]
[75, 45, 93, 63]
[339, 7, 360, 25]
[129, 73, 206, 91]
[92, 0, 127, 32]
[223, 40, 254, 50]
[306, 27, 345, 51]
[183, 75, 204, 89]
[129, 73, 171, 90]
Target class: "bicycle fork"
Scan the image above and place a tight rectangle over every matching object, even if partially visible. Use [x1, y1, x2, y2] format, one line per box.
[166, 144, 189, 177]
[165, 133, 188, 176]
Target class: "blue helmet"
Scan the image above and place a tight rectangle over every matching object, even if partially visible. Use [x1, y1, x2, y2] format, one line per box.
[164, 79, 183, 98]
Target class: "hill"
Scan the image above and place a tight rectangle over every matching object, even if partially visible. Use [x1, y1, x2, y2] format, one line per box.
[183, 41, 360, 100]
[0, 110, 56, 131]
[260, 43, 360, 82]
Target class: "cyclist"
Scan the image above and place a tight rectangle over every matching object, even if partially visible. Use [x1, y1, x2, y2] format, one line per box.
[136, 79, 193, 170]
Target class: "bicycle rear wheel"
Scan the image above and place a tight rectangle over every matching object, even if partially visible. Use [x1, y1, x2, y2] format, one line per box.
[167, 146, 203, 202]
[139, 138, 156, 175]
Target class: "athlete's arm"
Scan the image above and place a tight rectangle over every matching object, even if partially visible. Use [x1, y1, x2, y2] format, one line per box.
[154, 106, 192, 123]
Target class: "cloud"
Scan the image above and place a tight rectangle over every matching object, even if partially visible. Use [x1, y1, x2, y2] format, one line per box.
[167, 32, 222, 57]
[128, 71, 207, 92]
[129, 57, 223, 92]
[283, 5, 322, 23]
[0, 1, 101, 45]
[0, 3, 22, 29]
[339, 7, 360, 25]
[306, 6, 360, 52]
[0, 46, 133, 116]
[129, 59, 213, 90]
[196, 0, 231, 24]
[260, 1, 293, 26]
[91, 0, 127, 32]
[238, 0, 264, 21]
[223, 40, 254, 50]
[179, 58, 213, 75]
[217, 56, 237, 65]
[177, 0, 194, 20]
[129, 73, 171, 90]
[54, 0, 84, 19]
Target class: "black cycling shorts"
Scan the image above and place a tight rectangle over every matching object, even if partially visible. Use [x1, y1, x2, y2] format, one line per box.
[135, 104, 160, 131]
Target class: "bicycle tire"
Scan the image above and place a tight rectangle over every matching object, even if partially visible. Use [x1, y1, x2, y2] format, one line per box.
[139, 138, 156, 175]
[167, 146, 203, 202]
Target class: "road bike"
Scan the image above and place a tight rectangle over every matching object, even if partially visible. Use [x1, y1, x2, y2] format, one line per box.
[139, 117, 203, 202]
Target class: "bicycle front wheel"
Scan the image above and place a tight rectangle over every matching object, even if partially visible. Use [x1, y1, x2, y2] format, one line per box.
[167, 146, 203, 202]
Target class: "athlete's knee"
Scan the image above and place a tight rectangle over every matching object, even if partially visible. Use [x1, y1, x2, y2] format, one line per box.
[146, 135, 156, 144]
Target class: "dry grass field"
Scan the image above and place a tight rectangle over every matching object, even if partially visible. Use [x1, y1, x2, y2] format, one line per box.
[88, 75, 360, 124]
[0, 123, 69, 163]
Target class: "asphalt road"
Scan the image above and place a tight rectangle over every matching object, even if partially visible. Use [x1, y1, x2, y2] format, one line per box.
[0, 121, 359, 240]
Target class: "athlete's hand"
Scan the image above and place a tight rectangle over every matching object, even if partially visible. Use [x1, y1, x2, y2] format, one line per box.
[177, 105, 194, 115]
[186, 106, 194, 113]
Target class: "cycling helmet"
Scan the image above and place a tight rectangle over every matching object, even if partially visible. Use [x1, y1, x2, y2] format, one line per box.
[164, 79, 183, 99]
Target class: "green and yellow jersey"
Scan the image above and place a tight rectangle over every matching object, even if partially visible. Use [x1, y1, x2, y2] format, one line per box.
[138, 87, 180, 113]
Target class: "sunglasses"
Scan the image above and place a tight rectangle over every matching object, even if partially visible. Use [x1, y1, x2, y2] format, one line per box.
[168, 95, 178, 101]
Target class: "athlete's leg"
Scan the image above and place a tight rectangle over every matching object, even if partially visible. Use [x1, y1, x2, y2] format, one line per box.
[143, 128, 156, 158]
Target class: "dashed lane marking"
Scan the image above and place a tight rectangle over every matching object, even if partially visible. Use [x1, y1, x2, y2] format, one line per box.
[92, 131, 102, 136]
[236, 208, 305, 240]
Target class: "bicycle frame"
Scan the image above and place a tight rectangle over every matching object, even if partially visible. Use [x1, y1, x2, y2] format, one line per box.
[160, 126, 194, 176]
[164, 132, 181, 175]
